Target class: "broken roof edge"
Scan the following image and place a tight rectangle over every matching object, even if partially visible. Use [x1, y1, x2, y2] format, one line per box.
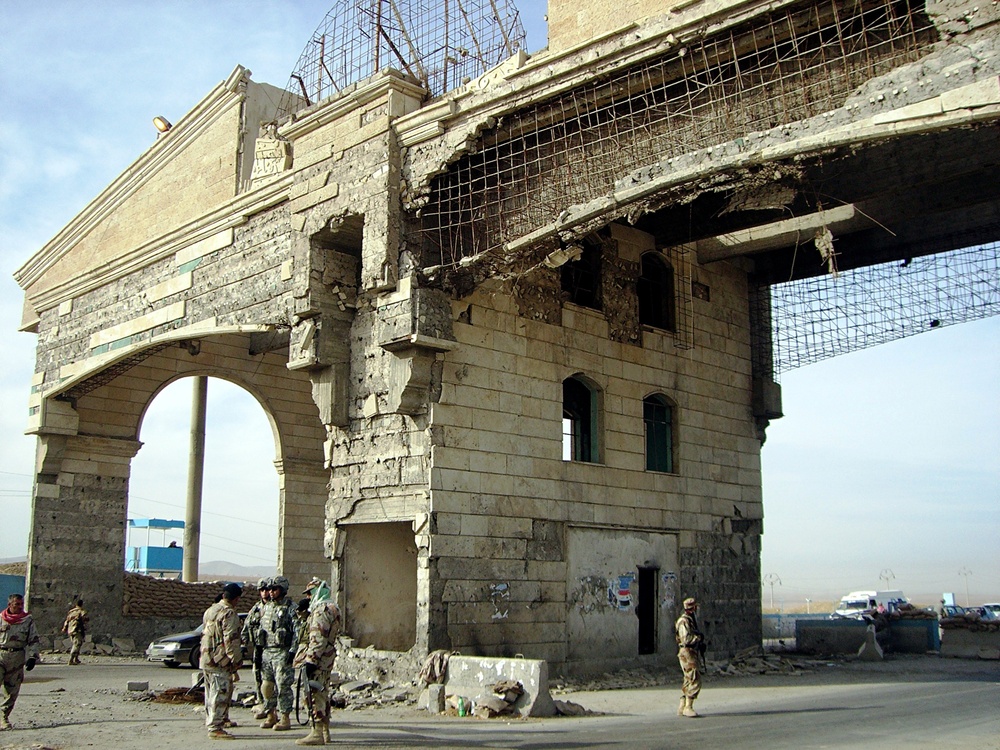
[13, 64, 254, 294]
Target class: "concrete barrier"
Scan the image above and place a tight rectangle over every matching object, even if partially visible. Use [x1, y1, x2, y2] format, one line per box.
[444, 655, 556, 717]
[796, 618, 941, 655]
[940, 628, 1000, 659]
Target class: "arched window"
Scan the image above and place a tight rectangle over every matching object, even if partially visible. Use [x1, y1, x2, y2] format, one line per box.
[563, 375, 600, 462]
[643, 393, 675, 473]
[637, 252, 676, 331]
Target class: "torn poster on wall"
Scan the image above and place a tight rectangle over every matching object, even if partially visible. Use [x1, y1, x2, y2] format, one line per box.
[608, 572, 636, 610]
[490, 581, 510, 619]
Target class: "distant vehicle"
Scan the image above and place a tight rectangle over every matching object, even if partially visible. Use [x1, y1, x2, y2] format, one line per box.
[832, 590, 908, 619]
[965, 606, 995, 620]
[940, 604, 966, 618]
[146, 613, 247, 668]
[983, 603, 1000, 619]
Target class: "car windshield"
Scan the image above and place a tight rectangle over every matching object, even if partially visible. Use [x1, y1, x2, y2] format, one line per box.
[840, 599, 868, 611]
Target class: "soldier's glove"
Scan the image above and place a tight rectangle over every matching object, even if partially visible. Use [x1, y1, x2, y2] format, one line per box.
[25, 657, 36, 671]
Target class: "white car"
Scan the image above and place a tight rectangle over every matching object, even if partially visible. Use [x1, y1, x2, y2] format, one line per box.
[981, 603, 1000, 620]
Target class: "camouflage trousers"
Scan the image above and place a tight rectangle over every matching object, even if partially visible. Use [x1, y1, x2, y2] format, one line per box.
[260, 648, 294, 714]
[304, 667, 333, 721]
[203, 668, 234, 731]
[677, 646, 702, 699]
[69, 633, 84, 660]
[0, 649, 27, 718]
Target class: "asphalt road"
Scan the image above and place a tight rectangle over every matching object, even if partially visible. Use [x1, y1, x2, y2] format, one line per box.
[2, 655, 998, 749]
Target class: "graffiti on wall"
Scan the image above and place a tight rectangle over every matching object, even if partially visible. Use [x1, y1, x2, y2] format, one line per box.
[489, 581, 510, 619]
[661, 571, 677, 610]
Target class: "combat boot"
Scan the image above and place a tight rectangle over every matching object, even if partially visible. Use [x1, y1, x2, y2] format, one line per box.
[273, 712, 292, 731]
[260, 709, 278, 729]
[207, 728, 235, 740]
[252, 704, 268, 720]
[320, 718, 330, 743]
[0, 713, 12, 730]
[681, 697, 699, 718]
[295, 723, 326, 745]
[677, 696, 685, 716]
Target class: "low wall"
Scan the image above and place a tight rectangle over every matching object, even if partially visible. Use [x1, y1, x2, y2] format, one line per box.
[795, 619, 940, 655]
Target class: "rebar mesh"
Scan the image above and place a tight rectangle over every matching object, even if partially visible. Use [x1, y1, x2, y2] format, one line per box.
[753, 243, 1000, 378]
[278, 0, 525, 117]
[417, 0, 935, 269]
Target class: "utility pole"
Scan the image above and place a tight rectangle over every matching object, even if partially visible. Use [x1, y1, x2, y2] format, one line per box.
[958, 567, 972, 607]
[763, 573, 781, 609]
[879, 568, 895, 589]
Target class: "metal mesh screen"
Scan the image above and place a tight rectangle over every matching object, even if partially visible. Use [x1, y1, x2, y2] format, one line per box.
[754, 243, 1000, 378]
[417, 0, 935, 270]
[279, 0, 526, 117]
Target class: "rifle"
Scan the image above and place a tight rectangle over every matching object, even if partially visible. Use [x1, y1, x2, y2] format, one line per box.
[294, 666, 315, 727]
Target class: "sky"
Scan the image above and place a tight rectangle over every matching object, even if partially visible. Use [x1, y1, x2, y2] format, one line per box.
[1, 2, 997, 607]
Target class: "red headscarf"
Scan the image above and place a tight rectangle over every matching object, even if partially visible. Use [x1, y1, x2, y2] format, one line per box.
[1, 606, 30, 625]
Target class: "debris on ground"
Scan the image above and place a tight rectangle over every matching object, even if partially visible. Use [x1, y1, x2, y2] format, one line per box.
[553, 699, 596, 716]
[154, 686, 203, 704]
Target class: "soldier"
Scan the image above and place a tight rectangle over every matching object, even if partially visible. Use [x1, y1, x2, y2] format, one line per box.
[292, 579, 341, 746]
[200, 582, 244, 740]
[258, 576, 296, 731]
[241, 578, 271, 719]
[674, 597, 705, 718]
[0, 594, 40, 731]
[61, 599, 89, 665]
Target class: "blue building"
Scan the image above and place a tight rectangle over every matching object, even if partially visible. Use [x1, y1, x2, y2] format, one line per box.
[126, 519, 184, 578]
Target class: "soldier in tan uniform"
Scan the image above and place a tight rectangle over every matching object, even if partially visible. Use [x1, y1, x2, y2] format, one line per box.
[200, 583, 244, 740]
[674, 596, 705, 718]
[292, 579, 342, 746]
[61, 599, 89, 665]
[0, 594, 40, 730]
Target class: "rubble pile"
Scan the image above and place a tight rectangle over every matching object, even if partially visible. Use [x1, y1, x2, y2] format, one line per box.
[122, 573, 258, 618]
[331, 679, 417, 711]
[713, 648, 821, 676]
[467, 680, 524, 718]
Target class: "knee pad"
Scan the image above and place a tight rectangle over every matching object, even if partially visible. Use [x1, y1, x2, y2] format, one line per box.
[261, 681, 275, 700]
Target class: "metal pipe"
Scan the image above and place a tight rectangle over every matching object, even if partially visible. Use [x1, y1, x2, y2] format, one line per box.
[182, 376, 208, 582]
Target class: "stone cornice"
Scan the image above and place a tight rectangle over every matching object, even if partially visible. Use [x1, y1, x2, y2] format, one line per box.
[279, 68, 428, 141]
[14, 65, 253, 292]
[21, 172, 293, 314]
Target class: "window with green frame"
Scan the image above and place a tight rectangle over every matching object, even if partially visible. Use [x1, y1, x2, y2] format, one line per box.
[643, 394, 674, 472]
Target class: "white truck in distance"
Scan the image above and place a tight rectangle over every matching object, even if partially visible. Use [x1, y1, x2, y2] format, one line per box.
[833, 590, 909, 618]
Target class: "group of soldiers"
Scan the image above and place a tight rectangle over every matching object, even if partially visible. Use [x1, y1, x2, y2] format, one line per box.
[201, 575, 341, 743]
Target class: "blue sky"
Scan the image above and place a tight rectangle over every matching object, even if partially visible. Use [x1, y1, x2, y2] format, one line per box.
[2, 2, 997, 606]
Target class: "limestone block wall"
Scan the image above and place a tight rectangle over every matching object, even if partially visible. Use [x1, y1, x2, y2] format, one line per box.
[423, 243, 762, 672]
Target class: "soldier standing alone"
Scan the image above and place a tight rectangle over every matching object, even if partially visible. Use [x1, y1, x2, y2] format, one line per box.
[0, 594, 40, 731]
[200, 582, 244, 740]
[292, 579, 341, 746]
[61, 599, 89, 665]
[674, 596, 705, 718]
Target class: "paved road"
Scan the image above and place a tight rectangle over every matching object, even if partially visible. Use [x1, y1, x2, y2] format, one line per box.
[4, 656, 998, 749]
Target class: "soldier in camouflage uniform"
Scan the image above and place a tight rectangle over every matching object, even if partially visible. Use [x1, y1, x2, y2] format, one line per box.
[200, 583, 244, 740]
[674, 597, 705, 718]
[241, 578, 270, 719]
[61, 599, 89, 665]
[0, 594, 40, 731]
[292, 579, 342, 746]
[258, 576, 296, 731]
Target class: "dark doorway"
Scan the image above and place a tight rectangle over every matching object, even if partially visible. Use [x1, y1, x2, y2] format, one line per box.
[636, 565, 658, 655]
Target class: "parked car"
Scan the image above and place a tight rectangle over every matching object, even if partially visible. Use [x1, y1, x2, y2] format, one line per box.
[940, 604, 966, 618]
[966, 606, 996, 620]
[983, 603, 1000, 619]
[146, 613, 247, 668]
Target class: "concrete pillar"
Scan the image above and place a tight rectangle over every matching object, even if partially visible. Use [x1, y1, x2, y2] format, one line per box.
[182, 376, 208, 582]
[274, 456, 331, 594]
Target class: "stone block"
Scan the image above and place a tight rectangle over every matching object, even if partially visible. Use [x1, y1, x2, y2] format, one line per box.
[127, 681, 149, 692]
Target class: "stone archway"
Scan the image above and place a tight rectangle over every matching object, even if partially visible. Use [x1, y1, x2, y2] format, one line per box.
[25, 332, 329, 644]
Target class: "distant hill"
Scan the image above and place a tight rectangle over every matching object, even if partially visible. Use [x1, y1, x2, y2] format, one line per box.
[1, 557, 273, 581]
[198, 560, 276, 581]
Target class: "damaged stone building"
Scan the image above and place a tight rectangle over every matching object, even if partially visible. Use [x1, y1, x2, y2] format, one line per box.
[15, 0, 1000, 674]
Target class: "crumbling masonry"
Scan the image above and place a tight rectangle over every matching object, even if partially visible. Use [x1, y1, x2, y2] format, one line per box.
[15, 0, 1000, 673]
